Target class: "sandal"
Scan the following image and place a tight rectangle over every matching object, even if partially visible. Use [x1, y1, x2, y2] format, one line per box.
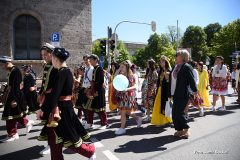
[179, 130, 190, 139]
[174, 131, 183, 137]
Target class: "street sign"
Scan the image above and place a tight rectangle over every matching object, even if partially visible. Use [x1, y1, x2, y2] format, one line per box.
[100, 55, 105, 67]
[51, 33, 60, 47]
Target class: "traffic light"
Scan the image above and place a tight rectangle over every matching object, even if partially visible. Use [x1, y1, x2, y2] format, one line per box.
[109, 39, 115, 51]
[100, 40, 106, 55]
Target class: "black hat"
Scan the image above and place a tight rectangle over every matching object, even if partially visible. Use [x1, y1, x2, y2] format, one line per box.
[40, 43, 55, 53]
[52, 47, 70, 61]
[0, 56, 12, 63]
[89, 54, 99, 62]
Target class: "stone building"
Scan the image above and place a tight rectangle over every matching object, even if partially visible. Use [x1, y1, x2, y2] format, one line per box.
[0, 0, 92, 81]
[123, 41, 147, 55]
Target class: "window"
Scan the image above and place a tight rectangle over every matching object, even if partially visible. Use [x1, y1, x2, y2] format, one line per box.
[14, 15, 41, 60]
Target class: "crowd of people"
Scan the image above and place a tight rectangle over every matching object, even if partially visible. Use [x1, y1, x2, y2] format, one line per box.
[0, 43, 239, 160]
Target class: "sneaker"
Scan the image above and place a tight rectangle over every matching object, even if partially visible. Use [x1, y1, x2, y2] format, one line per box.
[98, 125, 109, 130]
[39, 145, 51, 155]
[80, 119, 87, 126]
[211, 106, 216, 112]
[115, 128, 126, 135]
[84, 123, 94, 130]
[1, 133, 19, 142]
[143, 116, 151, 122]
[26, 120, 34, 133]
[136, 117, 142, 128]
[218, 106, 226, 111]
[199, 108, 204, 117]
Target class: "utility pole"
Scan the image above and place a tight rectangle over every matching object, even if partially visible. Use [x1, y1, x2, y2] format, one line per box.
[176, 20, 179, 52]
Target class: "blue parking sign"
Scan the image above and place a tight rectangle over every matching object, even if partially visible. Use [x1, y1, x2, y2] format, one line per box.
[52, 33, 60, 42]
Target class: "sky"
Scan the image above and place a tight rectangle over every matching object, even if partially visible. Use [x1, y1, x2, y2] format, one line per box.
[92, 0, 240, 43]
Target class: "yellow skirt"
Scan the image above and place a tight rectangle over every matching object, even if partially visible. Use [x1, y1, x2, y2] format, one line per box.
[151, 86, 172, 126]
[108, 83, 118, 111]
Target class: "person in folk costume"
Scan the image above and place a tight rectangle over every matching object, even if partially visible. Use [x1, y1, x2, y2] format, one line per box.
[37, 43, 58, 155]
[108, 62, 119, 111]
[72, 67, 81, 106]
[197, 62, 211, 110]
[81, 54, 94, 127]
[45, 47, 95, 160]
[84, 54, 108, 130]
[0, 56, 34, 142]
[184, 61, 204, 117]
[114, 60, 143, 135]
[143, 59, 158, 122]
[235, 63, 240, 103]
[231, 65, 237, 94]
[75, 65, 88, 122]
[151, 55, 172, 126]
[211, 56, 228, 111]
[170, 50, 197, 138]
[21, 65, 39, 114]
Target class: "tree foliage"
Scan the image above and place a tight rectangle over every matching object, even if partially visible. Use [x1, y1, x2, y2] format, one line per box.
[181, 25, 207, 61]
[204, 23, 222, 47]
[212, 19, 240, 64]
[116, 41, 131, 63]
[133, 33, 175, 68]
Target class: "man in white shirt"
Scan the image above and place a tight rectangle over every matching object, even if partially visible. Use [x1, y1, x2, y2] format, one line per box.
[81, 54, 94, 127]
[82, 54, 94, 89]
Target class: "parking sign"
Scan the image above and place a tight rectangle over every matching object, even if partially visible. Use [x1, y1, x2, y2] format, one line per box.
[51, 33, 60, 47]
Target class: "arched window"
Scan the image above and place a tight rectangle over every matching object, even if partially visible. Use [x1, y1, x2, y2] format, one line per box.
[14, 15, 41, 60]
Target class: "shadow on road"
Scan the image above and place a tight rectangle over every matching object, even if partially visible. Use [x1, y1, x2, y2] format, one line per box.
[189, 105, 239, 118]
[114, 135, 181, 153]
[0, 145, 44, 160]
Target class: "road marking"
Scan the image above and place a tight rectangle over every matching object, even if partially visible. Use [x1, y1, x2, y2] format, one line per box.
[90, 137, 104, 148]
[103, 150, 119, 160]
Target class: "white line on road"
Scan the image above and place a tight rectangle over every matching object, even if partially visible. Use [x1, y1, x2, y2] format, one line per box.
[103, 150, 120, 160]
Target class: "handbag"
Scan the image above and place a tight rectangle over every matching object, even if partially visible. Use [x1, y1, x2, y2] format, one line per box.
[165, 100, 172, 118]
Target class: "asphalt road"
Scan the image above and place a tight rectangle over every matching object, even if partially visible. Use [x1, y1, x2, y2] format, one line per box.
[0, 87, 239, 160]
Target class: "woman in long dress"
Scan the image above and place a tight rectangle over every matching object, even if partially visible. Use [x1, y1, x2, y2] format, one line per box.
[197, 62, 211, 108]
[143, 59, 158, 122]
[151, 55, 172, 126]
[108, 62, 119, 111]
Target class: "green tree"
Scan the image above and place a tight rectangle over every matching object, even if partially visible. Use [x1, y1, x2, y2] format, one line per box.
[166, 26, 182, 49]
[133, 33, 175, 68]
[92, 40, 101, 56]
[116, 41, 132, 63]
[204, 23, 222, 47]
[212, 19, 240, 65]
[181, 25, 207, 61]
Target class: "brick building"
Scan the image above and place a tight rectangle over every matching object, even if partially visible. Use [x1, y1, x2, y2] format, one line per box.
[0, 0, 92, 81]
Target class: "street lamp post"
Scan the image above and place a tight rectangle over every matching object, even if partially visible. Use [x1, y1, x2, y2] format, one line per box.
[112, 20, 156, 61]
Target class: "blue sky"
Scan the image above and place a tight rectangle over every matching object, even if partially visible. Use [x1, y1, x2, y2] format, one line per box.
[92, 0, 240, 43]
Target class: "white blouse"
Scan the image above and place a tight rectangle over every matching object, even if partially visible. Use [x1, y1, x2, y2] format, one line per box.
[212, 64, 228, 79]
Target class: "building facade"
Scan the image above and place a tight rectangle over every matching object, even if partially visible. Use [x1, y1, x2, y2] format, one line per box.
[0, 0, 92, 81]
[123, 41, 147, 55]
